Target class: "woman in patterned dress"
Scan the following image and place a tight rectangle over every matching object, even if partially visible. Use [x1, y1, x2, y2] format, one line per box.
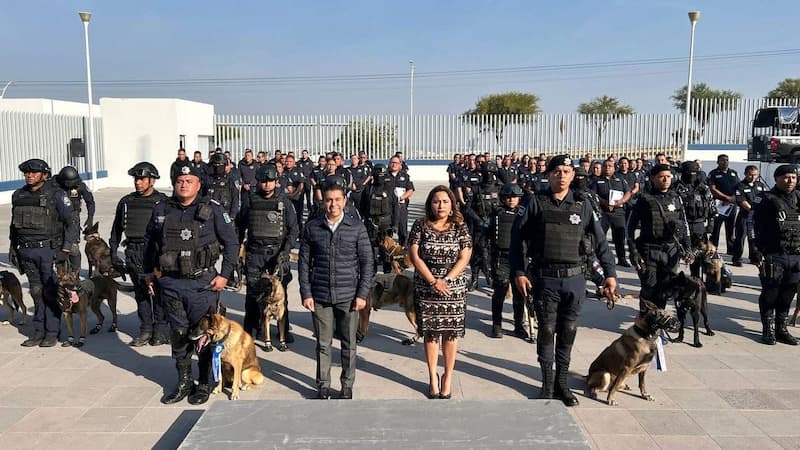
[408, 185, 472, 399]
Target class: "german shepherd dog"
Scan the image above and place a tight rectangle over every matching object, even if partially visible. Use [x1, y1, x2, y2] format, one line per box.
[189, 312, 265, 400]
[357, 273, 417, 345]
[0, 271, 25, 325]
[55, 266, 133, 346]
[380, 235, 412, 274]
[585, 301, 680, 406]
[83, 222, 124, 279]
[668, 272, 714, 347]
[254, 273, 287, 352]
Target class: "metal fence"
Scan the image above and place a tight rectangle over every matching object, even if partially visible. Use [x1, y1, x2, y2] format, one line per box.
[215, 97, 800, 161]
[0, 111, 104, 183]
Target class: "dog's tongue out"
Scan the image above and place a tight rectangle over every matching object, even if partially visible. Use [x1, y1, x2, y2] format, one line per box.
[196, 334, 208, 352]
[70, 291, 79, 304]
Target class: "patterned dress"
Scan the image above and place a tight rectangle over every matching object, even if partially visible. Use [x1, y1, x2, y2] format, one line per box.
[409, 218, 472, 339]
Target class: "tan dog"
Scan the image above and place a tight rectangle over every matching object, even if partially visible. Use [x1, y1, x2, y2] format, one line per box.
[189, 312, 265, 400]
[0, 271, 25, 325]
[380, 235, 412, 274]
[358, 273, 417, 345]
[255, 273, 287, 352]
[83, 222, 124, 279]
[585, 301, 680, 406]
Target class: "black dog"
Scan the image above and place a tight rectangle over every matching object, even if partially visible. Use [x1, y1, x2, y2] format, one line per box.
[669, 272, 714, 347]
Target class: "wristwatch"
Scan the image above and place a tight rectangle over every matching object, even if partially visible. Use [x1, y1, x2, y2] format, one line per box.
[444, 276, 452, 283]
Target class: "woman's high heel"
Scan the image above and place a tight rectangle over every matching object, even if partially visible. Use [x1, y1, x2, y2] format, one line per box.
[427, 374, 440, 399]
[439, 374, 451, 399]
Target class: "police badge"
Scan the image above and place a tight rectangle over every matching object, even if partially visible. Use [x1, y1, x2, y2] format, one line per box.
[569, 213, 581, 225]
[667, 203, 676, 212]
[180, 228, 193, 240]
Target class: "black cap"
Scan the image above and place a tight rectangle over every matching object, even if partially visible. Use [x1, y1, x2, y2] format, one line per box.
[650, 164, 672, 177]
[19, 158, 51, 174]
[175, 163, 202, 179]
[574, 166, 589, 178]
[774, 164, 798, 178]
[546, 155, 573, 173]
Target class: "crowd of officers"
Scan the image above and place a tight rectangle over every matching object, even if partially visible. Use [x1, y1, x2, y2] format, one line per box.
[9, 146, 800, 407]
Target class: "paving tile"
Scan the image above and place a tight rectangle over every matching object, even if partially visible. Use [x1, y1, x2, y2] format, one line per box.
[630, 409, 705, 436]
[690, 370, 757, 390]
[7, 407, 88, 432]
[686, 410, 765, 436]
[743, 410, 800, 436]
[124, 407, 203, 434]
[661, 389, 733, 410]
[95, 386, 160, 407]
[0, 407, 32, 432]
[712, 435, 784, 449]
[714, 353, 771, 370]
[18, 368, 88, 387]
[770, 435, 800, 449]
[0, 386, 107, 408]
[647, 367, 706, 389]
[737, 370, 800, 389]
[717, 389, 790, 410]
[72, 407, 140, 432]
[105, 432, 162, 450]
[764, 389, 800, 409]
[0, 431, 41, 449]
[652, 434, 722, 449]
[590, 434, 659, 450]
[573, 408, 646, 435]
[670, 354, 729, 370]
[36, 432, 118, 449]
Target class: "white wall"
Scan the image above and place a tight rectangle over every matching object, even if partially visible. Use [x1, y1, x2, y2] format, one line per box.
[0, 98, 101, 116]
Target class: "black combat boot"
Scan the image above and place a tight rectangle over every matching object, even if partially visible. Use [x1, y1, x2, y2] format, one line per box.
[776, 319, 799, 346]
[554, 364, 579, 407]
[468, 271, 478, 291]
[188, 348, 213, 405]
[762, 318, 776, 345]
[490, 323, 503, 339]
[130, 332, 152, 347]
[538, 364, 554, 399]
[162, 360, 193, 404]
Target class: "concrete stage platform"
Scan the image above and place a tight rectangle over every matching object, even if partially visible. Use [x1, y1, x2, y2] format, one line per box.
[179, 400, 588, 449]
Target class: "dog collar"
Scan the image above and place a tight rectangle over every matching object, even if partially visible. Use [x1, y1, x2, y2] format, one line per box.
[633, 324, 656, 341]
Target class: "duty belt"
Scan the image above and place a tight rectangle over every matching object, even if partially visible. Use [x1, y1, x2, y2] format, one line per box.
[18, 239, 52, 249]
[247, 244, 279, 256]
[161, 268, 213, 279]
[532, 265, 584, 278]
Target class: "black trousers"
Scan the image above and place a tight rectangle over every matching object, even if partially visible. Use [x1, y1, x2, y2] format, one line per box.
[491, 254, 524, 328]
[243, 250, 291, 340]
[126, 242, 168, 336]
[600, 211, 627, 263]
[711, 205, 738, 250]
[636, 244, 680, 309]
[396, 203, 409, 245]
[732, 210, 759, 262]
[758, 254, 800, 323]
[531, 274, 585, 367]
[18, 246, 61, 337]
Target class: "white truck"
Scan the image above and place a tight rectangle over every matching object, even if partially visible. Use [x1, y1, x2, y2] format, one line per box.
[748, 106, 800, 162]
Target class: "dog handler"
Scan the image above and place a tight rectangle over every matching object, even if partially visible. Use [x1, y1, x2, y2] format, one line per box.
[11, 159, 78, 347]
[143, 164, 239, 405]
[109, 162, 170, 347]
[511, 155, 617, 407]
[753, 164, 800, 346]
[238, 164, 298, 349]
[54, 165, 95, 271]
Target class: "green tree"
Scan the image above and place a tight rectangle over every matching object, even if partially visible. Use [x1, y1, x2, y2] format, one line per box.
[768, 78, 800, 98]
[462, 92, 540, 147]
[671, 83, 742, 138]
[333, 119, 398, 155]
[577, 95, 634, 150]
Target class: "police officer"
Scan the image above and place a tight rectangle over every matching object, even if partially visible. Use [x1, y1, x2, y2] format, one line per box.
[298, 150, 315, 212]
[466, 161, 501, 290]
[11, 159, 78, 347]
[238, 164, 298, 349]
[205, 153, 242, 290]
[347, 154, 369, 211]
[143, 164, 239, 405]
[571, 167, 606, 292]
[708, 154, 740, 251]
[511, 155, 617, 406]
[283, 155, 307, 232]
[497, 155, 518, 186]
[753, 164, 800, 345]
[359, 164, 397, 273]
[731, 165, 766, 267]
[457, 158, 481, 225]
[109, 162, 170, 347]
[54, 165, 95, 270]
[446, 153, 463, 192]
[627, 164, 693, 310]
[386, 155, 414, 245]
[591, 159, 632, 266]
[237, 149, 260, 210]
[169, 148, 191, 185]
[675, 160, 716, 278]
[488, 183, 527, 339]
[528, 158, 550, 194]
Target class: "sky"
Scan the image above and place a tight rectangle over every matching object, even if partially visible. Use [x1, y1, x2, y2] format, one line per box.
[1, 0, 798, 115]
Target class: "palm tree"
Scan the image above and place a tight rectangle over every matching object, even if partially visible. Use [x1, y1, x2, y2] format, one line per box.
[577, 96, 634, 151]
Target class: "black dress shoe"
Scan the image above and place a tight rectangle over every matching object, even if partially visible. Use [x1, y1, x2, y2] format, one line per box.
[339, 387, 353, 399]
[731, 259, 743, 267]
[129, 333, 152, 347]
[317, 387, 331, 399]
[21, 335, 44, 347]
[490, 325, 503, 339]
[513, 328, 530, 340]
[149, 334, 170, 346]
[188, 384, 212, 405]
[39, 336, 58, 347]
[438, 392, 451, 399]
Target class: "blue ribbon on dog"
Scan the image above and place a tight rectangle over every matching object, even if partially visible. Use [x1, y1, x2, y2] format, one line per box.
[212, 343, 224, 382]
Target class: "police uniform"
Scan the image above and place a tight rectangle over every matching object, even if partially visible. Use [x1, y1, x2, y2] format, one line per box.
[732, 178, 767, 265]
[55, 167, 95, 270]
[358, 165, 397, 273]
[348, 164, 369, 210]
[488, 185, 526, 339]
[237, 158, 260, 210]
[591, 173, 630, 265]
[510, 155, 616, 406]
[109, 163, 169, 346]
[627, 166, 692, 310]
[297, 156, 315, 211]
[143, 165, 239, 404]
[465, 163, 501, 289]
[386, 169, 414, 246]
[676, 162, 716, 278]
[446, 161, 462, 191]
[708, 166, 740, 250]
[753, 165, 800, 345]
[497, 165, 518, 185]
[12, 159, 78, 347]
[283, 165, 307, 231]
[572, 170, 606, 289]
[204, 169, 242, 220]
[528, 172, 550, 194]
[458, 168, 481, 232]
[239, 177, 298, 349]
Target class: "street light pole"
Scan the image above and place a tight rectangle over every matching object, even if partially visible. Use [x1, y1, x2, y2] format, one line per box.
[408, 60, 415, 157]
[0, 81, 14, 99]
[79, 11, 97, 190]
[682, 11, 701, 159]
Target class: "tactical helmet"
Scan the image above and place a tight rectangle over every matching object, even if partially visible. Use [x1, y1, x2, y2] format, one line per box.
[483, 161, 498, 174]
[209, 153, 227, 166]
[55, 166, 81, 188]
[371, 163, 387, 177]
[681, 161, 700, 173]
[19, 158, 51, 174]
[127, 162, 160, 179]
[255, 164, 279, 182]
[323, 175, 348, 190]
[500, 183, 523, 198]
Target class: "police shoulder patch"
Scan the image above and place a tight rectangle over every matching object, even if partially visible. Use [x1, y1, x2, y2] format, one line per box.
[517, 205, 526, 216]
[222, 212, 232, 224]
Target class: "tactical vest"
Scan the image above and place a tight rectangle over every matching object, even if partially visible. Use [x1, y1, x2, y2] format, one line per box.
[763, 191, 800, 253]
[472, 184, 499, 217]
[11, 184, 63, 241]
[159, 200, 220, 276]
[124, 192, 162, 240]
[207, 177, 232, 210]
[494, 207, 516, 251]
[532, 194, 584, 264]
[680, 185, 710, 222]
[67, 187, 81, 212]
[368, 187, 392, 218]
[637, 192, 684, 243]
[249, 193, 284, 242]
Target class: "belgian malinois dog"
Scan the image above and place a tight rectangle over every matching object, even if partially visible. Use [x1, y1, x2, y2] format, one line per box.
[669, 272, 714, 348]
[0, 271, 25, 325]
[189, 311, 265, 400]
[83, 222, 124, 279]
[254, 273, 287, 352]
[380, 235, 412, 274]
[358, 273, 417, 345]
[585, 301, 680, 406]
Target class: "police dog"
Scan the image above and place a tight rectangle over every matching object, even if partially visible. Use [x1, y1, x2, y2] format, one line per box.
[254, 273, 287, 352]
[585, 301, 680, 406]
[83, 222, 123, 279]
[0, 271, 25, 325]
[380, 235, 412, 274]
[668, 271, 714, 347]
[55, 267, 132, 346]
[189, 312, 265, 400]
[358, 272, 416, 345]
